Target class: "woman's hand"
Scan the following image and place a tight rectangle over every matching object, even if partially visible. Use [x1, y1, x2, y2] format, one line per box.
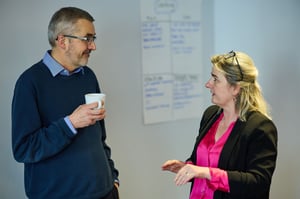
[174, 164, 211, 186]
[161, 160, 186, 173]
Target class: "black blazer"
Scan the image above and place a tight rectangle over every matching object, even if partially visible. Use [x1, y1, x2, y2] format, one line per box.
[187, 105, 278, 199]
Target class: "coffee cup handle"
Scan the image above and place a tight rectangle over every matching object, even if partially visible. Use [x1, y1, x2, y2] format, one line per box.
[97, 100, 102, 109]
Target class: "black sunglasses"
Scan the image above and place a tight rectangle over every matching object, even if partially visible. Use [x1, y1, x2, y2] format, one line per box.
[224, 50, 244, 81]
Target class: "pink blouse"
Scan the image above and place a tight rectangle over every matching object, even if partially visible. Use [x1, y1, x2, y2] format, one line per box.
[189, 113, 235, 199]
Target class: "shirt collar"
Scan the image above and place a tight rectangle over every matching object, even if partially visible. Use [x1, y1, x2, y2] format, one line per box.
[43, 50, 84, 77]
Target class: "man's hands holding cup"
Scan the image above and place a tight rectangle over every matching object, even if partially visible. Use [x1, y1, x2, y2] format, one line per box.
[69, 101, 106, 129]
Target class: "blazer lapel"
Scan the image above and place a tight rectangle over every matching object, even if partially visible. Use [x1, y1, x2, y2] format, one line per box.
[196, 110, 220, 146]
[218, 119, 246, 168]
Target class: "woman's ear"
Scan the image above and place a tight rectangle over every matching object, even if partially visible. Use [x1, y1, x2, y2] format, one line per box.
[232, 84, 241, 96]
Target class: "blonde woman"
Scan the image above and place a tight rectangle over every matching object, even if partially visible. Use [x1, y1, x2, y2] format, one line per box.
[162, 51, 277, 199]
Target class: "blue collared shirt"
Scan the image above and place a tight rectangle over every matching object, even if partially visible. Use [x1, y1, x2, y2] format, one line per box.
[42, 51, 84, 134]
[43, 50, 84, 77]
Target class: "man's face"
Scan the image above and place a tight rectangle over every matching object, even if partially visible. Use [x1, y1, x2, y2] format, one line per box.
[63, 19, 96, 71]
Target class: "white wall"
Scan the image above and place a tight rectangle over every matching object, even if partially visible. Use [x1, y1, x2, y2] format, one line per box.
[0, 0, 299, 198]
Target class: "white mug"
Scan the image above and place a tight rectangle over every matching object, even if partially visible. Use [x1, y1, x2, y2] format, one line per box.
[85, 93, 106, 109]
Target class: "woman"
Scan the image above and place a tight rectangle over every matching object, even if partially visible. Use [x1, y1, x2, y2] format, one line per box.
[162, 51, 277, 199]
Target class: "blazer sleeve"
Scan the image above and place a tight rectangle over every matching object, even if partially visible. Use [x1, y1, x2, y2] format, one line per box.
[219, 112, 278, 198]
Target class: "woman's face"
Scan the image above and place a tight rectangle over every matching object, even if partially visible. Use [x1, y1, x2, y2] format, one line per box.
[205, 66, 239, 109]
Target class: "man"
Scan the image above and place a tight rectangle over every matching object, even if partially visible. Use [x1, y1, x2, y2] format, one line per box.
[11, 7, 119, 199]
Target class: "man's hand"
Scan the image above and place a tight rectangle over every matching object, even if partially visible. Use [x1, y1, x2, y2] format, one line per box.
[69, 102, 106, 129]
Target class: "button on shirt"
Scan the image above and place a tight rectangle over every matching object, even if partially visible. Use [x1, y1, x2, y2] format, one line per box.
[190, 113, 235, 199]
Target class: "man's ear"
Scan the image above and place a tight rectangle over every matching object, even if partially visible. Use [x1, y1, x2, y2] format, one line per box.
[55, 35, 67, 49]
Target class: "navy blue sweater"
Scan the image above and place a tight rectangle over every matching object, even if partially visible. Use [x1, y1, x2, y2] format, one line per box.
[12, 60, 118, 199]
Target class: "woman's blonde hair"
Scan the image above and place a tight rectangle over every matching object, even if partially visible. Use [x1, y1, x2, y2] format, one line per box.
[211, 51, 271, 121]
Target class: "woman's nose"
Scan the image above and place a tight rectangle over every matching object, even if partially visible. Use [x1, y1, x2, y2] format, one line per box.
[205, 79, 211, 88]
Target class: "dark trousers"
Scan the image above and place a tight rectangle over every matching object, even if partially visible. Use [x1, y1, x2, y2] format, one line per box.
[100, 185, 119, 199]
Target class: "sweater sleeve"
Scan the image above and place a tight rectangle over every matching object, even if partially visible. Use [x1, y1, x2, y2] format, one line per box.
[99, 119, 120, 182]
[11, 72, 75, 163]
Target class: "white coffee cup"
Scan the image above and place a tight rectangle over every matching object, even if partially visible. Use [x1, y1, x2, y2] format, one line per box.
[85, 93, 106, 109]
